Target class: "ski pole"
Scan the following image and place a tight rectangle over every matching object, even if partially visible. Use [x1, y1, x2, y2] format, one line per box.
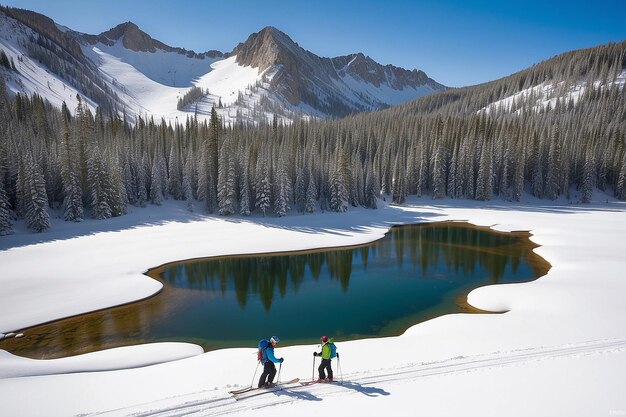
[277, 362, 282, 383]
[312, 353, 316, 381]
[338, 353, 343, 384]
[250, 360, 260, 389]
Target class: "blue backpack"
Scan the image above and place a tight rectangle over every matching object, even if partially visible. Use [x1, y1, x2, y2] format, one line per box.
[329, 342, 337, 359]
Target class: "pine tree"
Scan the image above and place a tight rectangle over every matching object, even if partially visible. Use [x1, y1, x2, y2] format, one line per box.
[167, 142, 183, 200]
[545, 125, 562, 200]
[150, 152, 163, 206]
[217, 139, 236, 216]
[59, 112, 83, 222]
[294, 167, 306, 213]
[391, 153, 406, 204]
[364, 165, 379, 209]
[530, 132, 544, 198]
[183, 154, 195, 212]
[239, 150, 251, 216]
[511, 139, 525, 201]
[0, 178, 12, 235]
[475, 140, 493, 201]
[108, 155, 127, 217]
[88, 148, 112, 219]
[274, 155, 291, 217]
[328, 165, 348, 212]
[305, 170, 317, 213]
[136, 154, 148, 208]
[432, 142, 446, 199]
[255, 153, 271, 216]
[580, 149, 595, 203]
[616, 152, 626, 201]
[23, 154, 50, 232]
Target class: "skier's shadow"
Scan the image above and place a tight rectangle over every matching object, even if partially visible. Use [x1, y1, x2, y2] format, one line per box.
[336, 381, 390, 397]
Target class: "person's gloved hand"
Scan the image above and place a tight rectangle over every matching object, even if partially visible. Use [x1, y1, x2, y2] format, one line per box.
[279, 358, 284, 363]
[313, 352, 318, 356]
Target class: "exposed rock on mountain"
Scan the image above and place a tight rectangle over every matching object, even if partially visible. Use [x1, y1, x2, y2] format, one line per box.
[232, 26, 445, 116]
[82, 22, 226, 60]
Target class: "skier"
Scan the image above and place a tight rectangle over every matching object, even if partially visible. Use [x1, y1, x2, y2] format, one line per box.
[313, 335, 337, 382]
[258, 336, 284, 388]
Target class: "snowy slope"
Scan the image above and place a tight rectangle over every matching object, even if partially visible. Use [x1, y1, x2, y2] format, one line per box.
[0, 12, 98, 113]
[479, 69, 626, 115]
[87, 38, 218, 88]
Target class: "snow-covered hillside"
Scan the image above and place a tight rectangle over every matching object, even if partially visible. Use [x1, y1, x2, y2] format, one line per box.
[479, 69, 626, 115]
[0, 12, 98, 113]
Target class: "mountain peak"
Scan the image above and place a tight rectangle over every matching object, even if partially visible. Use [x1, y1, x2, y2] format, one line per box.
[98, 21, 156, 52]
[231, 26, 299, 71]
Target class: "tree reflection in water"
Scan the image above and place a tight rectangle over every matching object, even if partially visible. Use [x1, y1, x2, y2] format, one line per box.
[4, 223, 549, 359]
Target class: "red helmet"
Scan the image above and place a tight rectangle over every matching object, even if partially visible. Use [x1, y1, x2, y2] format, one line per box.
[320, 335, 328, 343]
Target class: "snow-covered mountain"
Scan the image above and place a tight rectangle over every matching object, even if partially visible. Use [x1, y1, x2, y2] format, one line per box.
[230, 26, 445, 117]
[0, 6, 445, 124]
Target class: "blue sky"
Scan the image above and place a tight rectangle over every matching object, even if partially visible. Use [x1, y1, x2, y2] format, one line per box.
[3, 0, 626, 87]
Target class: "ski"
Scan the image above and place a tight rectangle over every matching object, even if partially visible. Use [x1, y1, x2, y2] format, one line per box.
[298, 378, 337, 386]
[228, 378, 300, 396]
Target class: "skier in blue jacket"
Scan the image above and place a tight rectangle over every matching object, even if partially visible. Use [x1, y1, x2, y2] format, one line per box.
[258, 336, 284, 388]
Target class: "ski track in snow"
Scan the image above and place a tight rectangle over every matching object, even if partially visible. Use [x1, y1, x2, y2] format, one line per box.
[92, 338, 626, 417]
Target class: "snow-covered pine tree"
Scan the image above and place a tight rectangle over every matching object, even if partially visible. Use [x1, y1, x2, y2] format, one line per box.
[88, 148, 112, 219]
[432, 117, 447, 199]
[305, 169, 317, 213]
[273, 155, 291, 217]
[431, 143, 446, 199]
[208, 107, 220, 211]
[150, 152, 163, 206]
[391, 153, 406, 204]
[122, 153, 136, 206]
[294, 166, 306, 213]
[447, 140, 459, 199]
[59, 113, 83, 221]
[580, 148, 595, 203]
[0, 178, 12, 235]
[530, 131, 544, 198]
[23, 153, 50, 232]
[511, 138, 525, 201]
[545, 125, 562, 200]
[217, 138, 236, 216]
[475, 140, 493, 201]
[328, 164, 348, 212]
[136, 153, 148, 208]
[108, 154, 127, 217]
[167, 141, 183, 200]
[255, 151, 272, 216]
[616, 152, 626, 201]
[183, 148, 195, 212]
[239, 149, 251, 216]
[364, 162, 379, 209]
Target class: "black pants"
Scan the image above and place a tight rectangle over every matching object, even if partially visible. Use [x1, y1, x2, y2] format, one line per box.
[318, 358, 333, 380]
[258, 361, 277, 387]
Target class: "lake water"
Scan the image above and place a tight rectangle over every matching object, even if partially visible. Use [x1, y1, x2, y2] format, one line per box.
[2, 222, 549, 358]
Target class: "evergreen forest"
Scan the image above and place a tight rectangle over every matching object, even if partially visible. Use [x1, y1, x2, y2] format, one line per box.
[0, 41, 625, 235]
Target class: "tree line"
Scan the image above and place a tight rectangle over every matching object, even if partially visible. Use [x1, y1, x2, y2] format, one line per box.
[0, 41, 625, 235]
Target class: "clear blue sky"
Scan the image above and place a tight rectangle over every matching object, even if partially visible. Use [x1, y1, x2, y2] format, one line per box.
[3, 0, 626, 87]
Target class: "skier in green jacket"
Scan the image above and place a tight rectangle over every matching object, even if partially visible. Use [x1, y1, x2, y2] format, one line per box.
[313, 335, 337, 382]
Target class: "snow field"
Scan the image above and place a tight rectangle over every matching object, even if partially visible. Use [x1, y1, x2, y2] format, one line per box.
[1, 196, 626, 416]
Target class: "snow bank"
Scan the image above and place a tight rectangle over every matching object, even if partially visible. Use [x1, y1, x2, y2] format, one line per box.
[0, 343, 203, 379]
